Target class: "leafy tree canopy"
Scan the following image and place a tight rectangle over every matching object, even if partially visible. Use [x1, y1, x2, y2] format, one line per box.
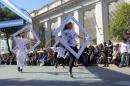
[109, 2, 130, 41]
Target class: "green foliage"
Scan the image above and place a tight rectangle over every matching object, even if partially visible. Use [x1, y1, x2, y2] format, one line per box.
[0, 5, 22, 34]
[0, 7, 19, 21]
[0, 3, 22, 53]
[109, 2, 130, 41]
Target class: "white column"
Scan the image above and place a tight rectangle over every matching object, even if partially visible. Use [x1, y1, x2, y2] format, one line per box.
[74, 10, 80, 48]
[57, 16, 62, 36]
[56, 15, 67, 36]
[45, 20, 51, 46]
[57, 16, 62, 27]
[95, 0, 109, 44]
[9, 38, 12, 50]
[74, 10, 80, 33]
[32, 21, 40, 38]
[73, 9, 84, 47]
[53, 16, 62, 40]
[102, 0, 109, 42]
[77, 8, 84, 38]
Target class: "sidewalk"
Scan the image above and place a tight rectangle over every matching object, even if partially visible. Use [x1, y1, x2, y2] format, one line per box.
[0, 65, 130, 86]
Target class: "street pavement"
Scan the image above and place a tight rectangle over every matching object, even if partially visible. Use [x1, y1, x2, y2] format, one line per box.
[0, 65, 130, 86]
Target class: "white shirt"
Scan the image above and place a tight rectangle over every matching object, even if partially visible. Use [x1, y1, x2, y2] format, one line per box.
[120, 42, 129, 53]
[62, 29, 78, 47]
[128, 43, 130, 54]
[50, 47, 57, 52]
[16, 38, 30, 53]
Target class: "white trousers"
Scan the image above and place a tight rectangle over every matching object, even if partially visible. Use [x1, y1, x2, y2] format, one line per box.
[16, 51, 26, 69]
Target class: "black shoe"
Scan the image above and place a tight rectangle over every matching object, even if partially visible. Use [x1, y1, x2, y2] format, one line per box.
[70, 72, 74, 78]
[18, 67, 20, 72]
[103, 65, 106, 67]
[70, 73, 73, 78]
[119, 65, 122, 68]
[55, 66, 57, 69]
[20, 69, 23, 73]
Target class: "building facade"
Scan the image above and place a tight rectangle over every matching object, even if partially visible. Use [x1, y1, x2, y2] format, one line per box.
[31, 0, 129, 46]
[0, 38, 12, 54]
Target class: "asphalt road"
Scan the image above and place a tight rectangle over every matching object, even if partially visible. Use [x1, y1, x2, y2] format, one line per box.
[0, 65, 130, 86]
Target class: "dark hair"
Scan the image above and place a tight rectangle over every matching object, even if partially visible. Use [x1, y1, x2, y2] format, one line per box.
[63, 24, 68, 31]
[63, 22, 73, 31]
[67, 22, 73, 26]
[123, 38, 127, 43]
[104, 42, 107, 45]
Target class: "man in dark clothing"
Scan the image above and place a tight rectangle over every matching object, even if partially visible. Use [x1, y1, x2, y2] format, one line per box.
[103, 42, 109, 67]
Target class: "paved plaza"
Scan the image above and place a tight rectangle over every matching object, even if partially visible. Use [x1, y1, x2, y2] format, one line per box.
[0, 65, 130, 86]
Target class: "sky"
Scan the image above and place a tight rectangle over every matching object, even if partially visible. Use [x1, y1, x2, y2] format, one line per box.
[11, 0, 54, 13]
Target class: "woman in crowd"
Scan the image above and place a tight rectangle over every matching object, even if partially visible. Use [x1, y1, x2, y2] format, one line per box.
[88, 45, 95, 64]
[112, 44, 121, 66]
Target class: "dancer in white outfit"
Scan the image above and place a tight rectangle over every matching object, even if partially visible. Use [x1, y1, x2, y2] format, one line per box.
[13, 34, 30, 73]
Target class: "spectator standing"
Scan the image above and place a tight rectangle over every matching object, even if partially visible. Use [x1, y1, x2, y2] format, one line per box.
[103, 42, 109, 67]
[119, 38, 129, 67]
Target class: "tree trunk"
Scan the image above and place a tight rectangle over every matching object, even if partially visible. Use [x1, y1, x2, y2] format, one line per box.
[5, 31, 11, 54]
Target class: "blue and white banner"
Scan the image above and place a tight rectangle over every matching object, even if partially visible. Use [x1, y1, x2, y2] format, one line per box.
[0, 0, 32, 23]
[0, 19, 24, 28]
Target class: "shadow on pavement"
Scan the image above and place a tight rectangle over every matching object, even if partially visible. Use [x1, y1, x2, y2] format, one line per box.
[85, 66, 130, 86]
[0, 66, 130, 86]
[23, 71, 90, 76]
[0, 79, 87, 86]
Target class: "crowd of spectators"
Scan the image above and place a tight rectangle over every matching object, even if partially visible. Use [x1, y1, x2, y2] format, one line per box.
[0, 39, 130, 68]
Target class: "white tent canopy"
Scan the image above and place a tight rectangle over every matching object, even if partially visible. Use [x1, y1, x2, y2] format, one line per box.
[0, 19, 24, 28]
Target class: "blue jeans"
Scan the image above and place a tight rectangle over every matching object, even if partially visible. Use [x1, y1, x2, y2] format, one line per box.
[120, 52, 128, 67]
[126, 53, 130, 66]
[69, 46, 78, 74]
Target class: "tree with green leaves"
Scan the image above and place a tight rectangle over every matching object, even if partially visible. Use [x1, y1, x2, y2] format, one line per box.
[109, 2, 130, 41]
[0, 3, 21, 53]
